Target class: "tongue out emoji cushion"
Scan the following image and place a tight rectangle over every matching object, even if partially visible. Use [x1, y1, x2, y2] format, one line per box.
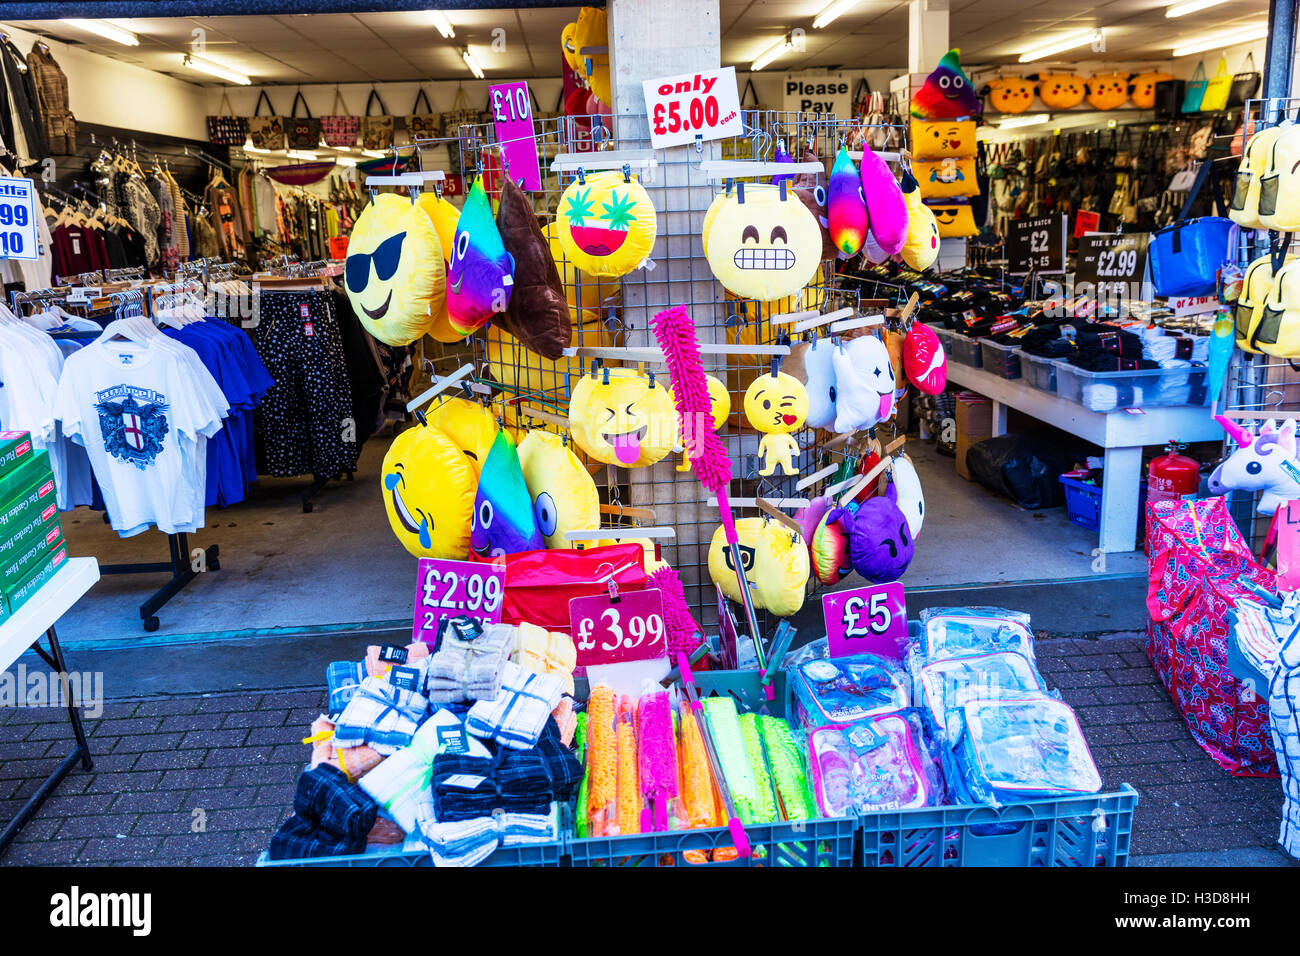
[470, 429, 545, 560]
[380, 420, 475, 559]
[556, 170, 657, 278]
[447, 176, 516, 337]
[828, 147, 868, 258]
[567, 366, 678, 467]
[832, 334, 896, 433]
[910, 48, 981, 120]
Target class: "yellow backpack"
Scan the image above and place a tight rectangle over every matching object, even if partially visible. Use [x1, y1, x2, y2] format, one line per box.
[1235, 255, 1287, 353]
[1258, 124, 1300, 232]
[1255, 258, 1300, 358]
[1231, 125, 1284, 231]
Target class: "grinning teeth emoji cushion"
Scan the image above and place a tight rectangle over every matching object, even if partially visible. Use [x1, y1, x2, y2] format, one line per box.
[447, 176, 516, 337]
[744, 371, 809, 477]
[802, 335, 839, 430]
[900, 171, 941, 271]
[516, 430, 600, 548]
[890, 454, 925, 539]
[568, 366, 678, 467]
[345, 193, 445, 347]
[704, 182, 823, 300]
[904, 322, 948, 394]
[828, 147, 868, 257]
[470, 429, 544, 560]
[832, 334, 896, 433]
[556, 170, 657, 277]
[381, 420, 475, 559]
[911, 48, 981, 120]
[828, 482, 914, 583]
[860, 146, 909, 256]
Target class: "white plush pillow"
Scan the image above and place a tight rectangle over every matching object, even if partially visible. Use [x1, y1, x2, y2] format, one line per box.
[832, 335, 896, 433]
[803, 336, 838, 429]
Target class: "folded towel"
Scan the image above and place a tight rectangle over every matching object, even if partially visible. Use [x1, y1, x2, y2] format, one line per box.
[466, 661, 566, 750]
[431, 748, 555, 822]
[426, 620, 515, 703]
[512, 622, 577, 695]
[334, 676, 430, 756]
[269, 764, 377, 860]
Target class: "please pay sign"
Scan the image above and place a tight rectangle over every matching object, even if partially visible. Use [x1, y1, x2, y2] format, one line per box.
[784, 76, 851, 114]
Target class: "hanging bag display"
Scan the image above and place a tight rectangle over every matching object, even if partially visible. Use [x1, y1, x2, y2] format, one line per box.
[1154, 77, 1186, 118]
[321, 88, 360, 148]
[1181, 61, 1208, 113]
[1149, 159, 1234, 297]
[287, 91, 321, 150]
[207, 89, 248, 147]
[1199, 56, 1233, 113]
[1228, 52, 1262, 108]
[440, 84, 486, 175]
[247, 90, 286, 151]
[361, 89, 395, 151]
[405, 87, 440, 141]
[1255, 257, 1300, 358]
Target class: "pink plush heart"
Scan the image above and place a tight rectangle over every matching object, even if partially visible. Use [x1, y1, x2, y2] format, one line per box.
[904, 323, 947, 395]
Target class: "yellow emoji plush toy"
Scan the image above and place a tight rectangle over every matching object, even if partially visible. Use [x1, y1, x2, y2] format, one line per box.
[910, 119, 976, 161]
[546, 222, 622, 311]
[516, 430, 600, 548]
[575, 6, 611, 105]
[915, 157, 979, 199]
[986, 76, 1036, 114]
[704, 183, 823, 302]
[568, 366, 678, 467]
[380, 420, 475, 559]
[900, 171, 941, 270]
[561, 21, 582, 74]
[345, 193, 445, 347]
[744, 370, 809, 476]
[928, 201, 979, 238]
[708, 517, 809, 616]
[1036, 74, 1086, 110]
[556, 171, 657, 277]
[670, 374, 730, 472]
[428, 397, 497, 477]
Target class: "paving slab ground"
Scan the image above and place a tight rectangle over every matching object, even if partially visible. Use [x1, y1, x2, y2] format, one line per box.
[0, 631, 1292, 866]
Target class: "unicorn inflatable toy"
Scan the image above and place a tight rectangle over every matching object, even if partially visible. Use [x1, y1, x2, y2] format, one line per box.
[1208, 415, 1300, 516]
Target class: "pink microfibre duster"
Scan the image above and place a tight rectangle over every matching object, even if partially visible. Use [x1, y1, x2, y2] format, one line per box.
[637, 688, 678, 832]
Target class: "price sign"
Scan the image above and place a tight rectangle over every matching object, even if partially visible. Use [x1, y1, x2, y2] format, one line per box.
[643, 66, 743, 150]
[412, 557, 505, 645]
[716, 583, 741, 669]
[1006, 214, 1066, 275]
[570, 587, 666, 668]
[489, 81, 542, 191]
[0, 177, 37, 261]
[822, 582, 907, 660]
[1279, 502, 1300, 593]
[1076, 232, 1149, 304]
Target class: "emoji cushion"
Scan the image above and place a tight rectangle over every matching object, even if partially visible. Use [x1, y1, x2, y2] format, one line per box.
[916, 157, 979, 200]
[1086, 73, 1131, 110]
[904, 322, 947, 394]
[802, 335, 838, 430]
[557, 170, 657, 277]
[928, 201, 978, 238]
[470, 430, 544, 560]
[829, 147, 868, 257]
[744, 371, 809, 477]
[568, 367, 678, 467]
[430, 396, 499, 477]
[911, 48, 981, 119]
[516, 430, 599, 548]
[910, 119, 976, 161]
[828, 483, 914, 583]
[576, 6, 611, 105]
[709, 516, 762, 606]
[345, 193, 445, 347]
[561, 20, 582, 73]
[705, 182, 823, 300]
[1036, 74, 1086, 110]
[545, 221, 622, 311]
[751, 520, 810, 617]
[987, 77, 1036, 114]
[447, 176, 516, 337]
[495, 175, 573, 360]
[420, 192, 460, 267]
[860, 146, 908, 256]
[794, 185, 838, 260]
[381, 421, 475, 559]
[899, 171, 940, 271]
[808, 498, 852, 585]
[1130, 72, 1174, 110]
[890, 454, 925, 539]
[832, 334, 896, 433]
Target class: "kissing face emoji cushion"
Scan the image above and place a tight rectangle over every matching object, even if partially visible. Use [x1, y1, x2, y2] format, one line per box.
[987, 77, 1036, 114]
[557, 171, 657, 277]
[910, 119, 976, 161]
[911, 48, 981, 119]
[470, 429, 544, 560]
[832, 334, 896, 433]
[381, 421, 475, 559]
[516, 430, 599, 548]
[705, 182, 823, 300]
[1036, 74, 1086, 110]
[568, 367, 678, 467]
[345, 193, 445, 347]
[744, 371, 809, 477]
[447, 176, 516, 337]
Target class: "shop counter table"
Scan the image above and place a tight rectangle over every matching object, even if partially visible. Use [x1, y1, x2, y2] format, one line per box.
[945, 362, 1222, 553]
[0, 557, 100, 853]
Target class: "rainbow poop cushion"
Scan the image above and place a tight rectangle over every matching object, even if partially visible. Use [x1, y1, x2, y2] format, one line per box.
[911, 48, 981, 120]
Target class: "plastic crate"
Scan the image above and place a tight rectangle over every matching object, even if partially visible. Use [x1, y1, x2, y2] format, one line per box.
[978, 339, 1022, 379]
[255, 838, 565, 867]
[1021, 354, 1058, 393]
[858, 785, 1138, 867]
[1059, 475, 1147, 534]
[1054, 363, 1210, 412]
[931, 325, 982, 368]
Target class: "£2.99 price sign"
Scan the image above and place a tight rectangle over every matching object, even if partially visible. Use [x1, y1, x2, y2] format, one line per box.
[412, 557, 505, 645]
[643, 66, 743, 150]
[0, 177, 37, 262]
[822, 582, 908, 660]
[1075, 232, 1149, 304]
[570, 587, 666, 669]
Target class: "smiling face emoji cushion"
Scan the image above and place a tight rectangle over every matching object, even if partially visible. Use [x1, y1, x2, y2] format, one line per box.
[832, 334, 895, 433]
[911, 48, 981, 119]
[345, 194, 445, 347]
[987, 77, 1036, 114]
[1036, 74, 1086, 110]
[910, 119, 976, 161]
[470, 429, 544, 560]
[447, 176, 516, 337]
[381, 422, 475, 559]
[516, 430, 599, 548]
[568, 367, 678, 467]
[557, 171, 657, 277]
[705, 182, 823, 300]
[1086, 73, 1131, 110]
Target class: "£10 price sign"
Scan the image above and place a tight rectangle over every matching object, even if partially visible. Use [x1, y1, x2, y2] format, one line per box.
[822, 582, 908, 660]
[0, 177, 38, 262]
[643, 66, 743, 150]
[412, 557, 506, 645]
[570, 587, 666, 669]
[489, 81, 542, 191]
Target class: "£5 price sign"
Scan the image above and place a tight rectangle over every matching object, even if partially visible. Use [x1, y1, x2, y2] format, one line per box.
[570, 587, 666, 669]
[822, 582, 907, 660]
[412, 557, 505, 645]
[643, 66, 743, 150]
[0, 177, 37, 262]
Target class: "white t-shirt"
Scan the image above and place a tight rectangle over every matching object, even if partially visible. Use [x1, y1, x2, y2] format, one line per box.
[54, 335, 229, 537]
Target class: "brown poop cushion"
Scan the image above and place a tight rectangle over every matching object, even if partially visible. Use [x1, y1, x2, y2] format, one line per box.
[495, 176, 573, 360]
[795, 186, 838, 260]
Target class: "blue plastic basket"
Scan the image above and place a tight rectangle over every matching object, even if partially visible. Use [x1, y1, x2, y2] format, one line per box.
[858, 785, 1138, 867]
[1059, 475, 1147, 534]
[256, 839, 565, 867]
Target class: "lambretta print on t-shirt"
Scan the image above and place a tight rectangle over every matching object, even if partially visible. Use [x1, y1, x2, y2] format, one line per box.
[93, 385, 169, 470]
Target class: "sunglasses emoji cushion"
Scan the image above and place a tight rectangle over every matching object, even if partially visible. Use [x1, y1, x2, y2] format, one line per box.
[345, 193, 446, 347]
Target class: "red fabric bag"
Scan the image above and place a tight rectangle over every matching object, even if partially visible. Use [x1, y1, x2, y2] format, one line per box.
[492, 543, 649, 634]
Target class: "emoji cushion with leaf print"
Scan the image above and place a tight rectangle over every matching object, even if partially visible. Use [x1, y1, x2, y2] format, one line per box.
[345, 193, 445, 347]
[744, 370, 809, 476]
[568, 366, 678, 467]
[910, 119, 976, 161]
[705, 182, 823, 300]
[556, 170, 657, 277]
[380, 420, 475, 559]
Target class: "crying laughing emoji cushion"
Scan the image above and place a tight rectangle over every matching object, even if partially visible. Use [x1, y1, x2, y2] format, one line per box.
[380, 421, 475, 559]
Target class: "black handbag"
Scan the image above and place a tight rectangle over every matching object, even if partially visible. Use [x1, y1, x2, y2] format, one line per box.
[287, 91, 321, 150]
[1154, 78, 1186, 119]
[1227, 52, 1261, 108]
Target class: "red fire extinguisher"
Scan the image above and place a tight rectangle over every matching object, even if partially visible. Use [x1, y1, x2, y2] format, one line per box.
[1148, 441, 1199, 506]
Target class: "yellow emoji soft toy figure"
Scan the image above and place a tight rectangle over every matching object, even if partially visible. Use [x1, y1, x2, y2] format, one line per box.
[556, 170, 657, 277]
[516, 430, 600, 548]
[428, 397, 497, 477]
[345, 193, 445, 346]
[704, 183, 823, 302]
[986, 76, 1036, 114]
[744, 370, 809, 476]
[568, 366, 678, 467]
[670, 374, 730, 472]
[900, 171, 941, 270]
[708, 517, 809, 616]
[380, 420, 475, 559]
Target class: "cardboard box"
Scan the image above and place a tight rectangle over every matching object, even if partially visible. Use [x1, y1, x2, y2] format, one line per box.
[0, 476, 58, 538]
[1, 520, 63, 592]
[955, 392, 994, 481]
[0, 449, 52, 506]
[3, 541, 68, 617]
[0, 431, 34, 478]
[0, 492, 60, 569]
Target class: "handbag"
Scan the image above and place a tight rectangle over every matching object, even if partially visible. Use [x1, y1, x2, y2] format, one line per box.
[361, 89, 395, 151]
[1149, 160, 1234, 297]
[1181, 61, 1208, 113]
[207, 90, 248, 147]
[287, 91, 321, 150]
[1154, 78, 1186, 119]
[405, 87, 440, 141]
[321, 88, 359, 148]
[247, 90, 285, 151]
[1228, 52, 1262, 108]
[1199, 56, 1233, 112]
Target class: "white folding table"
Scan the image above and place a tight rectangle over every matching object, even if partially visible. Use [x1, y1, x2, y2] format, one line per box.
[0, 557, 100, 852]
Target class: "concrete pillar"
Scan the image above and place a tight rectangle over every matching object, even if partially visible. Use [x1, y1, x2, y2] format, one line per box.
[908, 0, 950, 74]
[608, 0, 721, 116]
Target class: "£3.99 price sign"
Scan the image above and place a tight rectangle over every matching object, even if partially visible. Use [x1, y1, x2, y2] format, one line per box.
[412, 557, 505, 645]
[0, 177, 37, 262]
[643, 66, 743, 150]
[569, 587, 666, 669]
[822, 582, 908, 660]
